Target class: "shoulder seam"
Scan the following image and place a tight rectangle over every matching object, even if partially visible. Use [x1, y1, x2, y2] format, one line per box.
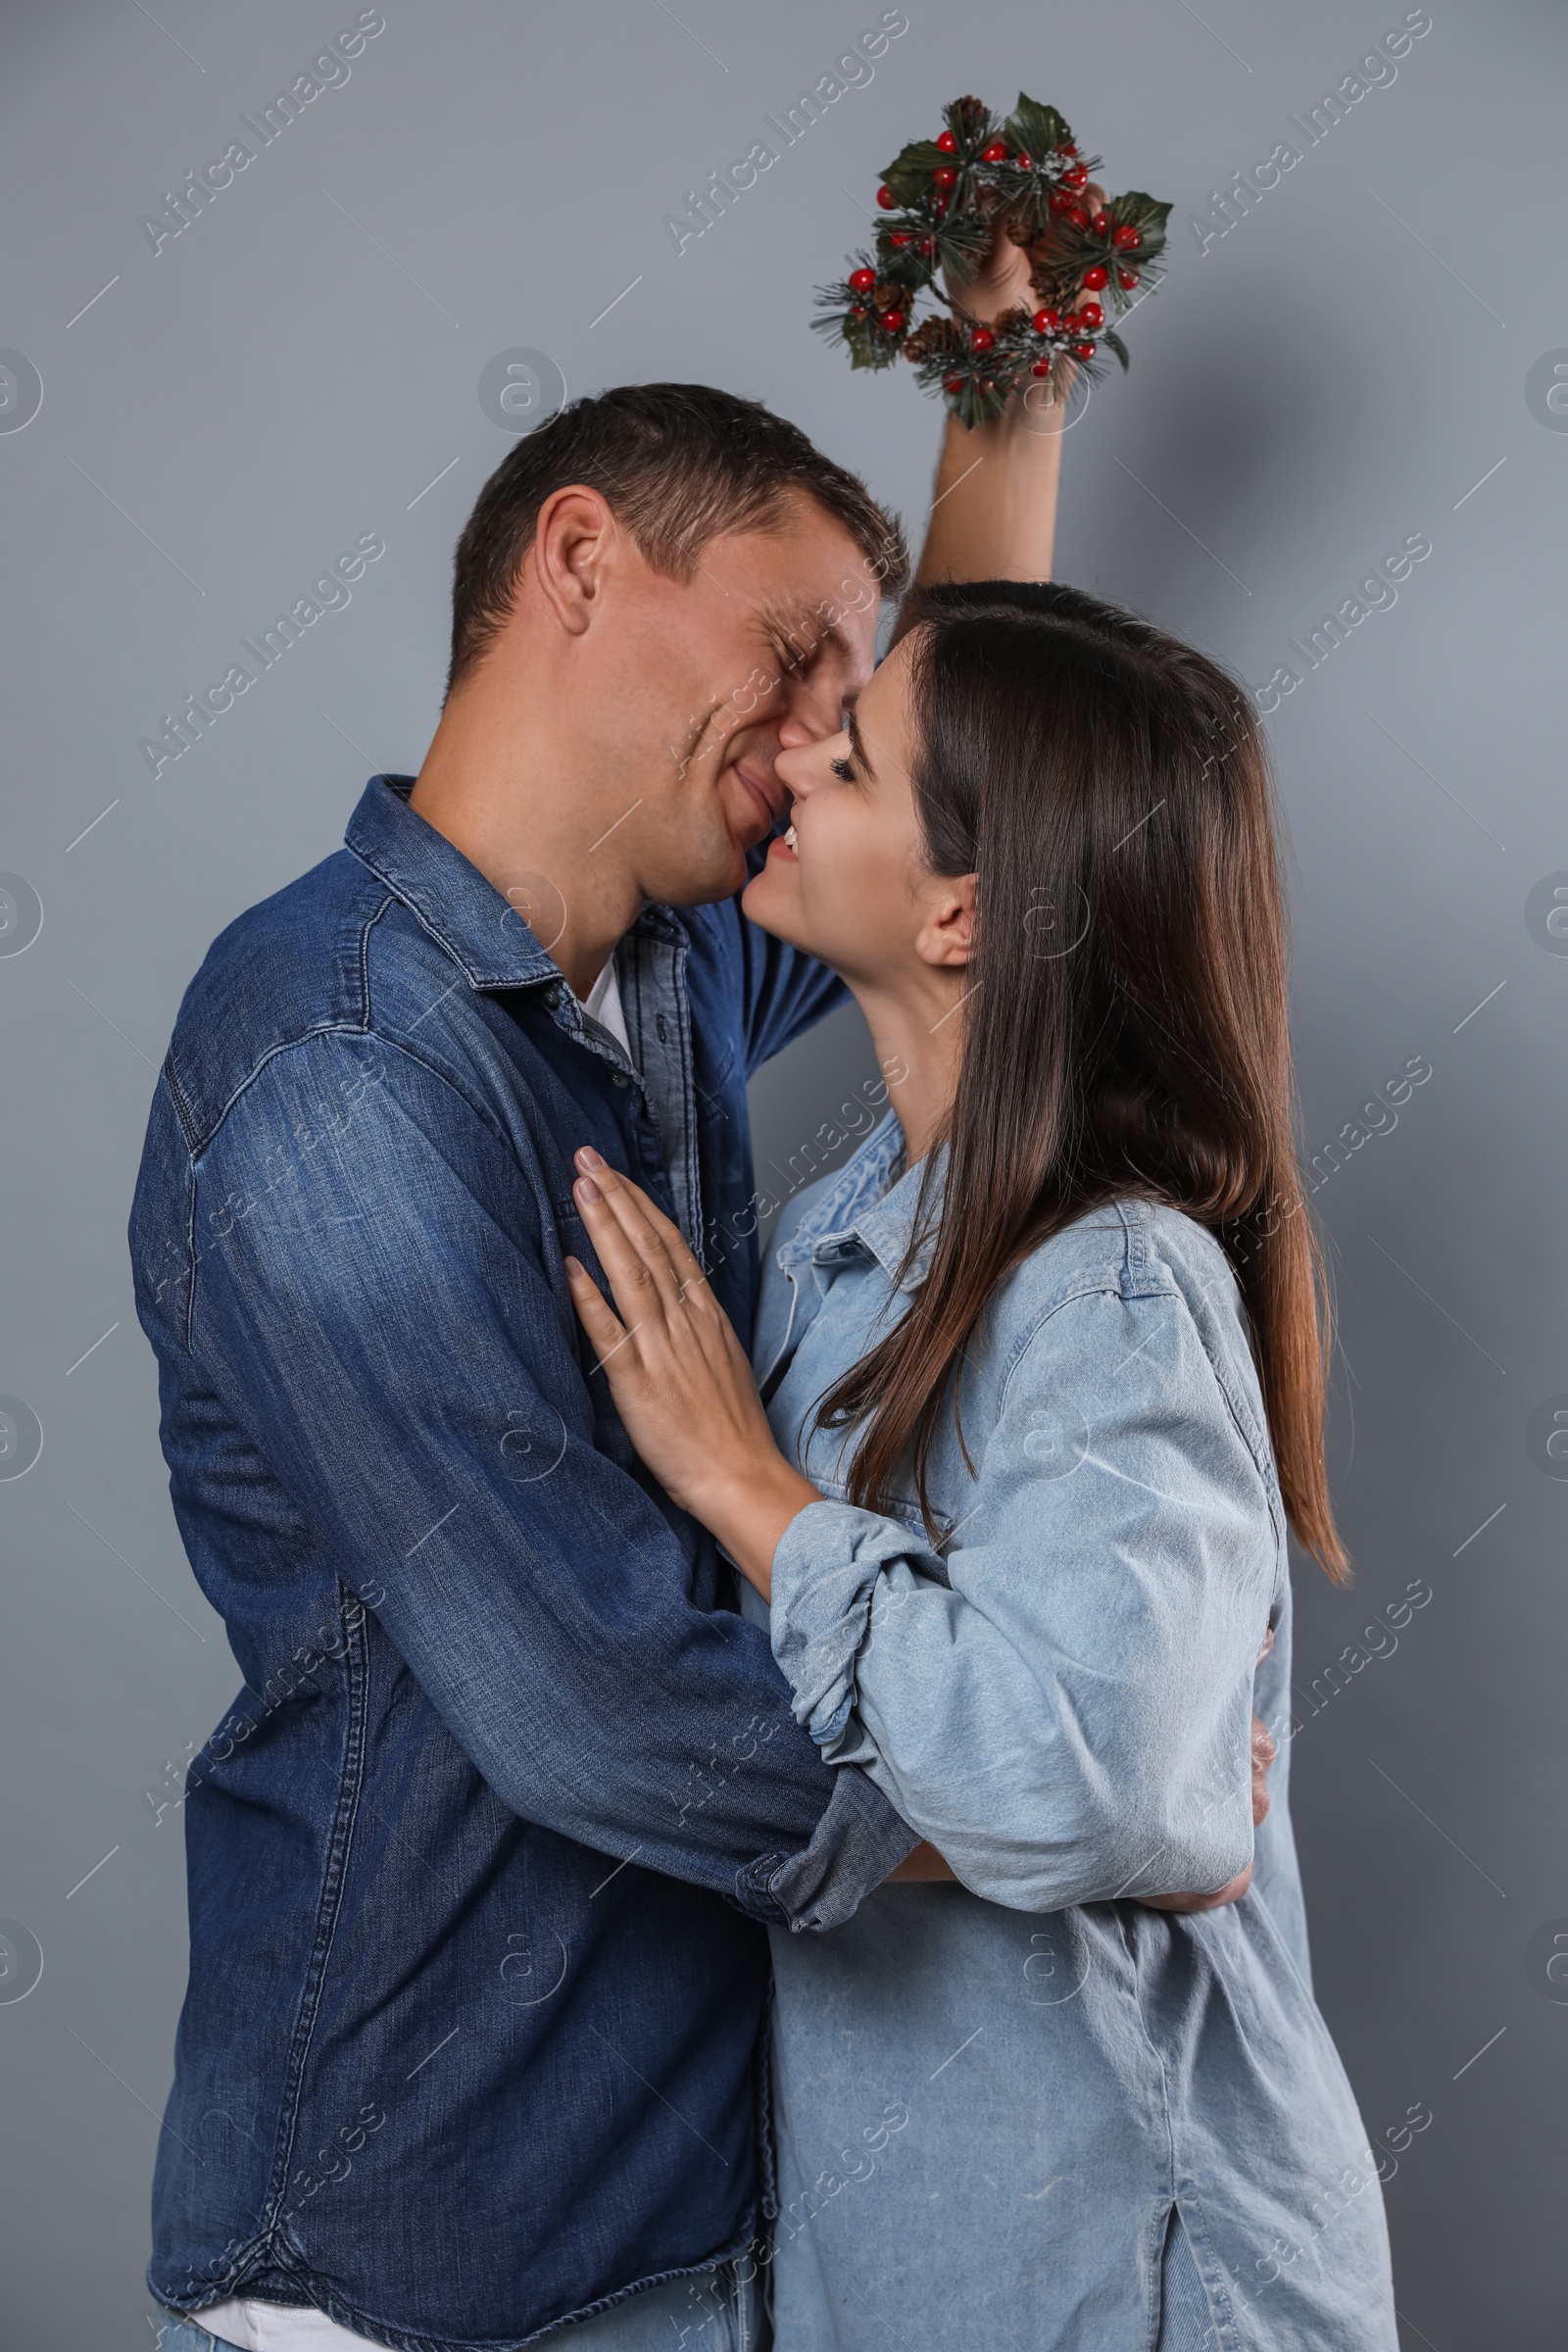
[1000, 1263, 1282, 1539]
[186, 1022, 372, 1158]
[192, 1025, 516, 1166]
[173, 891, 396, 1155]
[995, 1275, 1161, 1417]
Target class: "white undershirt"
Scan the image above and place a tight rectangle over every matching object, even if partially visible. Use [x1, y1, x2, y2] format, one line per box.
[195, 2296, 380, 2350]
[200, 971, 633, 2352]
[582, 950, 633, 1062]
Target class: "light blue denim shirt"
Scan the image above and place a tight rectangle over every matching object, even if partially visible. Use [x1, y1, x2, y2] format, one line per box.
[743, 1114, 1396, 2350]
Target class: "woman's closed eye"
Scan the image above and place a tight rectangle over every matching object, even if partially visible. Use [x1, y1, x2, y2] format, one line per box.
[830, 755, 856, 783]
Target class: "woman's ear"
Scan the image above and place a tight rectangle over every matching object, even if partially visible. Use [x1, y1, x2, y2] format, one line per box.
[914, 872, 976, 970]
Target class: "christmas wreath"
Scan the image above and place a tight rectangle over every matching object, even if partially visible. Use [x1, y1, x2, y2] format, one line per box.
[814, 93, 1171, 426]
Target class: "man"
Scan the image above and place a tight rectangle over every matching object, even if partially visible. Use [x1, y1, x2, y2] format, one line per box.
[133, 355, 1261, 2346]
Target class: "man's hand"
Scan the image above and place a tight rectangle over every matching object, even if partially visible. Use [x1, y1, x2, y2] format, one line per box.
[886, 1840, 955, 1883]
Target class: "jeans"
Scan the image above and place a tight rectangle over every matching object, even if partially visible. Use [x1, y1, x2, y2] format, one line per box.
[152, 2263, 766, 2351]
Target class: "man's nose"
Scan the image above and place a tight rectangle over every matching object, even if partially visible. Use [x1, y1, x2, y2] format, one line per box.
[775, 714, 819, 750]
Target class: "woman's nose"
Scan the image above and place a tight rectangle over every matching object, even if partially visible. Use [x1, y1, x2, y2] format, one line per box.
[778, 729, 848, 800]
[774, 741, 816, 798]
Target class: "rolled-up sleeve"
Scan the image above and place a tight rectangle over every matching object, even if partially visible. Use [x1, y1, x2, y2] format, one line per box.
[769, 1282, 1277, 1911]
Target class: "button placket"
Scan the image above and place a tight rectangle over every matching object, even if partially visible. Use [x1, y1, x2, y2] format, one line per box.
[618, 923, 704, 1253]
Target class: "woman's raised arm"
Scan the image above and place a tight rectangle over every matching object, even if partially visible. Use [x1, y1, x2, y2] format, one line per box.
[903, 183, 1104, 598]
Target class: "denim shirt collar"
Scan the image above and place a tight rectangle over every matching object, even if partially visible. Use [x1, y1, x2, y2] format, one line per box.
[344, 775, 689, 993]
[778, 1112, 945, 1295]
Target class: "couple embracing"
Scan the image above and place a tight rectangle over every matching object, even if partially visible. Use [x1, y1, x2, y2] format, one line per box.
[135, 279, 1398, 2352]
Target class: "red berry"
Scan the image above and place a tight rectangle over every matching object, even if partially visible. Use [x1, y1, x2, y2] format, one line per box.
[1049, 190, 1070, 214]
[879, 310, 906, 333]
[1080, 301, 1103, 328]
[889, 232, 910, 248]
[1060, 141, 1078, 157]
[1118, 267, 1140, 289]
[1032, 307, 1059, 332]
[937, 129, 958, 154]
[918, 237, 935, 255]
[1014, 151, 1033, 170]
[1112, 223, 1142, 250]
[933, 166, 957, 190]
[1063, 164, 1089, 189]
[981, 141, 1009, 163]
[1072, 340, 1096, 359]
[1091, 211, 1108, 237]
[850, 306, 867, 319]
[1030, 359, 1054, 378]
[849, 267, 876, 292]
[969, 326, 996, 353]
[1067, 207, 1090, 228]
[876, 185, 896, 210]
[943, 374, 964, 393]
[1082, 264, 1109, 290]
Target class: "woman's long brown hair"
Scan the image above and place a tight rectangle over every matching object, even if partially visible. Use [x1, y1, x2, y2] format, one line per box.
[816, 578, 1348, 1581]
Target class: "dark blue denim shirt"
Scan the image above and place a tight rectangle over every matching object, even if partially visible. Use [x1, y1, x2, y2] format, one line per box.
[128, 778, 914, 2348]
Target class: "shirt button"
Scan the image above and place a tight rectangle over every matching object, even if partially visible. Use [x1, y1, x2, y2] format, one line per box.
[543, 985, 563, 1008]
[612, 1071, 630, 1088]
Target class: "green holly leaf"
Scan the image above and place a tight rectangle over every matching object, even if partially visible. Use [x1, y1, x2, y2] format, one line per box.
[841, 317, 904, 371]
[1004, 94, 1073, 160]
[880, 137, 947, 208]
[1108, 191, 1173, 259]
[873, 229, 942, 293]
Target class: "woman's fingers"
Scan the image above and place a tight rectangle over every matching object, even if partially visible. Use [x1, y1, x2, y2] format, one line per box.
[571, 1169, 672, 1330]
[620, 1182, 711, 1303]
[574, 1150, 706, 1312]
[563, 1254, 629, 1367]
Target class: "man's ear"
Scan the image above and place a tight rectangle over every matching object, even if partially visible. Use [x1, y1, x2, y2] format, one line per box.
[528, 485, 619, 639]
[915, 872, 975, 970]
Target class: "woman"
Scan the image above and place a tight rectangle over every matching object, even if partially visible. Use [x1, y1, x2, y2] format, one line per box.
[564, 580, 1398, 2350]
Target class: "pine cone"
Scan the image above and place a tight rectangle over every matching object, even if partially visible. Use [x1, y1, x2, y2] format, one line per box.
[904, 317, 962, 365]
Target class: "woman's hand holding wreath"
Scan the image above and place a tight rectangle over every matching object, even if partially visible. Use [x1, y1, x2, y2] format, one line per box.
[814, 93, 1172, 425]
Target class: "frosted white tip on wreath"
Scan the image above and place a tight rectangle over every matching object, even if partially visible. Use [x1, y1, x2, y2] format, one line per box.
[813, 93, 1172, 428]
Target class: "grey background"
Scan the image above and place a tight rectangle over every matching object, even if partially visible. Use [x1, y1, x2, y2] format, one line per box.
[0, 1, 1562, 2343]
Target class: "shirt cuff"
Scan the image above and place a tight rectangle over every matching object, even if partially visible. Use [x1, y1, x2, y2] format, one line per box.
[734, 1761, 918, 1934]
[768, 1497, 941, 1747]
